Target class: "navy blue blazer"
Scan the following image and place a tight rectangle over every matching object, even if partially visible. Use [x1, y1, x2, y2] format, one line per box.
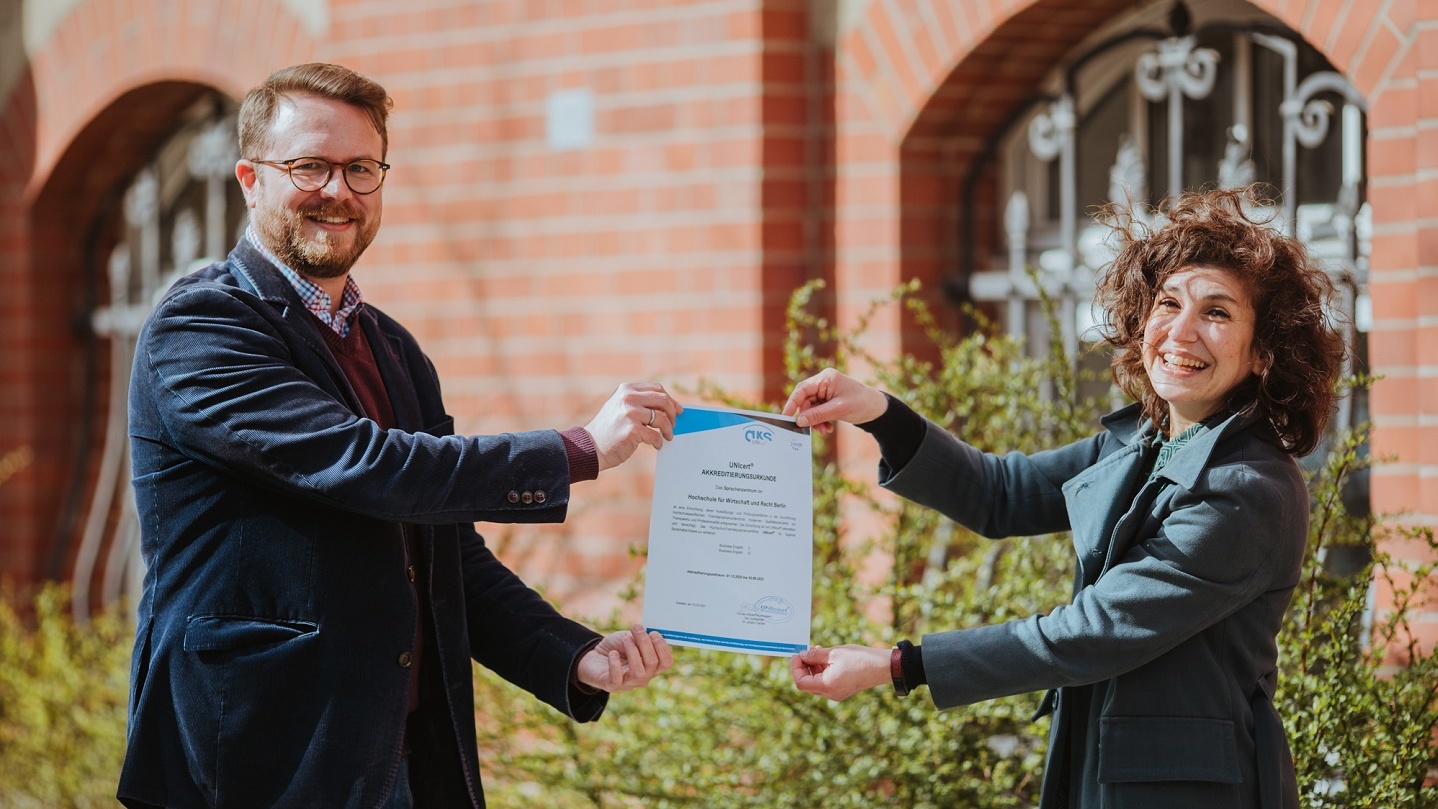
[882, 405, 1303, 809]
[119, 237, 606, 809]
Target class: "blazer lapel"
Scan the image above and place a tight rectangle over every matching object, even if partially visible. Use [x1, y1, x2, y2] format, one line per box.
[228, 238, 366, 416]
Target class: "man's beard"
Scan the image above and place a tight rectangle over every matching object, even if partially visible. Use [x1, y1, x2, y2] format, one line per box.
[253, 198, 379, 279]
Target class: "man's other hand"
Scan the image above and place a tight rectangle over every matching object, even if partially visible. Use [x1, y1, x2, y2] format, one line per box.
[576, 625, 675, 693]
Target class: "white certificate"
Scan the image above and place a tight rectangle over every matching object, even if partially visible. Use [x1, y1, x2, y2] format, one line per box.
[642, 405, 813, 656]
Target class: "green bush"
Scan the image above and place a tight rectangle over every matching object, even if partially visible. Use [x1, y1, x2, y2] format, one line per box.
[1279, 432, 1438, 807]
[0, 584, 131, 808]
[473, 281, 1437, 808]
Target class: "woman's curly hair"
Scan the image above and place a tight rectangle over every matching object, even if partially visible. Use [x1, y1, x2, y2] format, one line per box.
[1096, 186, 1347, 456]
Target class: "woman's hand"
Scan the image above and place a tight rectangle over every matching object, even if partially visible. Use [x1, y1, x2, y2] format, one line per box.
[782, 369, 889, 436]
[790, 644, 891, 701]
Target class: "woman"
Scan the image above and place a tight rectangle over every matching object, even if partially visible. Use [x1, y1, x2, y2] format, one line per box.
[784, 188, 1345, 809]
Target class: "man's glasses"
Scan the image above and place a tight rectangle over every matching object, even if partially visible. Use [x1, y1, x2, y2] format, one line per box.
[251, 156, 390, 195]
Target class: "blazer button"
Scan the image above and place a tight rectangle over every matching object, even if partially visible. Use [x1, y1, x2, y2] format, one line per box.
[507, 491, 520, 504]
[407, 565, 416, 582]
[397, 651, 413, 668]
[534, 490, 546, 504]
[521, 491, 534, 504]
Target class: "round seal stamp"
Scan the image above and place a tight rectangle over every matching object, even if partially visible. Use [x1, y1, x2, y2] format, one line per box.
[752, 595, 794, 624]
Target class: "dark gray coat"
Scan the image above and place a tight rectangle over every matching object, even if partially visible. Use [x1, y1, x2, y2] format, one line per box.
[881, 404, 1303, 809]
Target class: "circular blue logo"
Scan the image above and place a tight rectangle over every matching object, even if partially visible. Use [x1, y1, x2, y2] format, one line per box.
[753, 595, 794, 623]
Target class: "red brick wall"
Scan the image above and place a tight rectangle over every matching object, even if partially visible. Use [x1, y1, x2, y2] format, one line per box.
[1372, 1, 1438, 651]
[311, 0, 830, 614]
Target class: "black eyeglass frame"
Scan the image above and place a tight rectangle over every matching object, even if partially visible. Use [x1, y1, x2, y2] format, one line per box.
[250, 156, 391, 195]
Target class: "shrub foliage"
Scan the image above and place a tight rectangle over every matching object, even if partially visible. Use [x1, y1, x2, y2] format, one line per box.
[0, 584, 130, 808]
[473, 281, 1437, 808]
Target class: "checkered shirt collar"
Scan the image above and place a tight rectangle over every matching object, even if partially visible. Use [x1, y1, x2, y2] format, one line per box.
[245, 226, 365, 338]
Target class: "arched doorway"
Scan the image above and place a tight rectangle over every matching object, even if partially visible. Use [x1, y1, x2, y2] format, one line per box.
[34, 84, 245, 616]
[952, 0, 1368, 467]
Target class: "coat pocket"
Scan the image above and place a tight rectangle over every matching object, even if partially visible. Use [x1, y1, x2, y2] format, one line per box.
[1098, 715, 1241, 784]
[183, 614, 318, 653]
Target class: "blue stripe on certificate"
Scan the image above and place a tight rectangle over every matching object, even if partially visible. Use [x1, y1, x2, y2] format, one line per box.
[672, 408, 755, 435]
[672, 406, 807, 436]
[645, 628, 806, 656]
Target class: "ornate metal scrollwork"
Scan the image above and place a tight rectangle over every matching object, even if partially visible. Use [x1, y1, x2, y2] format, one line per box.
[1027, 95, 1073, 162]
[1284, 71, 1363, 149]
[1135, 35, 1219, 103]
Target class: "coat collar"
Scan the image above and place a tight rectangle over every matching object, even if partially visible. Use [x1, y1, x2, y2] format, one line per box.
[226, 237, 369, 418]
[227, 234, 310, 309]
[227, 236, 339, 366]
[1099, 402, 1147, 446]
[1100, 401, 1268, 492]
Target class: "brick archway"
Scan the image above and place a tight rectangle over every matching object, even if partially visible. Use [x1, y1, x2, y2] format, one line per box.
[838, 0, 1399, 140]
[831, 0, 1414, 332]
[0, 0, 318, 579]
[17, 0, 320, 200]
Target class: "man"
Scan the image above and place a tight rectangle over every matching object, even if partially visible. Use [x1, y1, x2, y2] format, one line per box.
[119, 63, 678, 809]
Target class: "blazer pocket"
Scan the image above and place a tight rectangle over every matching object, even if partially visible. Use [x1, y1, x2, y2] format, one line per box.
[1098, 716, 1241, 784]
[183, 614, 318, 653]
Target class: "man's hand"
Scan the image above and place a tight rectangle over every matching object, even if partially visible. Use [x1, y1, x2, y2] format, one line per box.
[585, 383, 682, 472]
[790, 644, 891, 701]
[576, 625, 675, 693]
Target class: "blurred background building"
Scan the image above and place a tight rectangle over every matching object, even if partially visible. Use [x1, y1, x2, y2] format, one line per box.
[0, 0, 1430, 639]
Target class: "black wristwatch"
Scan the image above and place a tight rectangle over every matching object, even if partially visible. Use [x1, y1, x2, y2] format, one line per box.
[891, 639, 914, 696]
